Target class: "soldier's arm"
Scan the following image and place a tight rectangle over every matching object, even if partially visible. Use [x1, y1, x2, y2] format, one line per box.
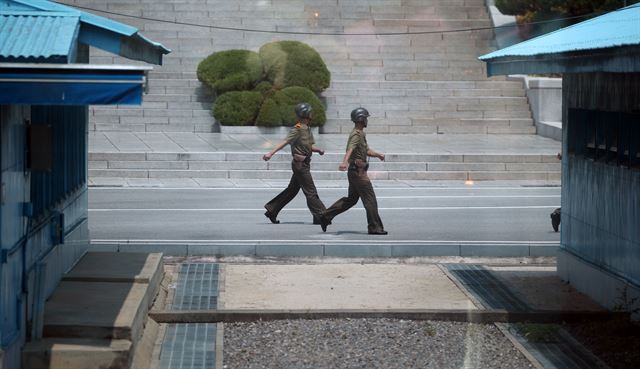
[339, 148, 353, 171]
[263, 140, 289, 161]
[312, 145, 325, 155]
[367, 148, 385, 161]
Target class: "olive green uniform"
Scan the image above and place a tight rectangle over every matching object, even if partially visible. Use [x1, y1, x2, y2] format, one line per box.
[322, 128, 385, 233]
[264, 124, 326, 221]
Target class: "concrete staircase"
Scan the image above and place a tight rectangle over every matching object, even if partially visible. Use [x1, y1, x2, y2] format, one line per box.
[89, 152, 560, 181]
[22, 253, 164, 369]
[56, 0, 533, 135]
[57, 0, 557, 182]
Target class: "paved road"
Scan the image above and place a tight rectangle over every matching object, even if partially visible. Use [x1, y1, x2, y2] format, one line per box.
[89, 185, 561, 244]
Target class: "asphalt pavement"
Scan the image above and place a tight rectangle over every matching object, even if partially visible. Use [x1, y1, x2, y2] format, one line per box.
[89, 185, 560, 256]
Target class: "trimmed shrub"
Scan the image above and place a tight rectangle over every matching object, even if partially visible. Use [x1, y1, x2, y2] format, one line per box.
[256, 86, 326, 127]
[253, 81, 274, 96]
[213, 91, 263, 126]
[259, 41, 330, 93]
[197, 50, 263, 94]
[254, 98, 281, 127]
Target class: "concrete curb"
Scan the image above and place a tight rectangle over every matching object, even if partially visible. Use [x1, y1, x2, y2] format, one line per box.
[90, 241, 559, 258]
[148, 309, 627, 324]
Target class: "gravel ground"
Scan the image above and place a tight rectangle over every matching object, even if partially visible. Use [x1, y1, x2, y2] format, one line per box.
[223, 319, 533, 369]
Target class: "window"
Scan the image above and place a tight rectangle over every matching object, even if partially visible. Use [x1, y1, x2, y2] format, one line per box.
[30, 105, 87, 218]
[568, 108, 640, 169]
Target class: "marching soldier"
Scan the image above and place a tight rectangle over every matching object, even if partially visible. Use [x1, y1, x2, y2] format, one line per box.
[263, 102, 327, 224]
[319, 107, 387, 235]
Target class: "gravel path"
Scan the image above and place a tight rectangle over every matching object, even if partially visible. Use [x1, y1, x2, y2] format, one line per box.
[223, 319, 533, 369]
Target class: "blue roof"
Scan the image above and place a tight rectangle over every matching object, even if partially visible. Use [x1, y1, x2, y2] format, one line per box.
[0, 12, 79, 61]
[480, 3, 640, 60]
[0, 0, 170, 64]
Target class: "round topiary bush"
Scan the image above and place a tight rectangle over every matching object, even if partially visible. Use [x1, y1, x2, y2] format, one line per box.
[197, 50, 263, 94]
[256, 86, 326, 127]
[213, 91, 263, 126]
[259, 41, 331, 93]
[253, 81, 274, 96]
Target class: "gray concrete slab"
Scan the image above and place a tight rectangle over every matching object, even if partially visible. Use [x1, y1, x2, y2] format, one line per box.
[22, 338, 132, 369]
[485, 266, 606, 312]
[63, 252, 163, 285]
[43, 281, 148, 340]
[221, 264, 478, 310]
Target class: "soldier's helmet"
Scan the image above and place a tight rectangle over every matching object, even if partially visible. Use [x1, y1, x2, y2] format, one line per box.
[350, 107, 370, 123]
[295, 102, 313, 119]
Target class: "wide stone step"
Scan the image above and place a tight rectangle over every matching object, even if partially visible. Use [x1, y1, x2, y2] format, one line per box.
[328, 80, 523, 90]
[89, 151, 558, 163]
[323, 88, 526, 98]
[88, 168, 559, 181]
[23, 339, 132, 369]
[93, 160, 559, 172]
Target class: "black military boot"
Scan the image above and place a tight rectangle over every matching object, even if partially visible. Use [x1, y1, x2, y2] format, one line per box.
[264, 211, 279, 224]
[550, 208, 561, 232]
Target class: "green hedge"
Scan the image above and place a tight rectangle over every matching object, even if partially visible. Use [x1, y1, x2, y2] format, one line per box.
[197, 49, 263, 94]
[259, 41, 331, 93]
[256, 86, 326, 127]
[213, 91, 263, 126]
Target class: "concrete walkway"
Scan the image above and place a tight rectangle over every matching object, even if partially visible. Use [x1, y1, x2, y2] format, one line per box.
[89, 132, 561, 187]
[91, 132, 560, 154]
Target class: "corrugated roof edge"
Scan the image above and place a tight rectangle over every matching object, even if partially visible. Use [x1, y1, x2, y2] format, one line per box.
[7, 0, 171, 58]
[479, 3, 640, 60]
[11, 0, 136, 36]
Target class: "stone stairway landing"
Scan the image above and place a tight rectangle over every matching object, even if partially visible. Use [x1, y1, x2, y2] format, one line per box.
[89, 152, 560, 182]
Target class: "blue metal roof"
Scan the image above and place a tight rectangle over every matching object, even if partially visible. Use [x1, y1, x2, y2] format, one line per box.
[0, 0, 170, 65]
[0, 12, 79, 61]
[480, 3, 640, 60]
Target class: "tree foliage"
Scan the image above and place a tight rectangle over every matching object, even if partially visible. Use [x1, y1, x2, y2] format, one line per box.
[496, 0, 638, 23]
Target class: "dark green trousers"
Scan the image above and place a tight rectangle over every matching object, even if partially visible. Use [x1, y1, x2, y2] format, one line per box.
[323, 167, 384, 233]
[264, 159, 326, 221]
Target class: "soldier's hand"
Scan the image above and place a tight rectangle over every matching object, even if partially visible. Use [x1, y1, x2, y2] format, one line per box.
[263, 153, 272, 161]
[339, 162, 348, 171]
[318, 150, 325, 156]
[379, 153, 385, 161]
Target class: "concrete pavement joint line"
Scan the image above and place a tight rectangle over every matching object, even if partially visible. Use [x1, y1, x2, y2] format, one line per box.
[89, 186, 562, 191]
[437, 264, 487, 309]
[376, 195, 560, 198]
[91, 240, 559, 245]
[89, 205, 560, 211]
[148, 309, 627, 324]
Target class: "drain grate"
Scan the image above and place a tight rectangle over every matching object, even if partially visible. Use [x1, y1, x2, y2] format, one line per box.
[448, 265, 609, 369]
[512, 328, 609, 369]
[447, 264, 530, 311]
[172, 263, 219, 310]
[159, 323, 217, 369]
[159, 263, 220, 369]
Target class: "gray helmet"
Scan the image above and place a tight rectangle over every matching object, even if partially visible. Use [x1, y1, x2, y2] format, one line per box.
[295, 102, 313, 119]
[350, 107, 370, 123]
